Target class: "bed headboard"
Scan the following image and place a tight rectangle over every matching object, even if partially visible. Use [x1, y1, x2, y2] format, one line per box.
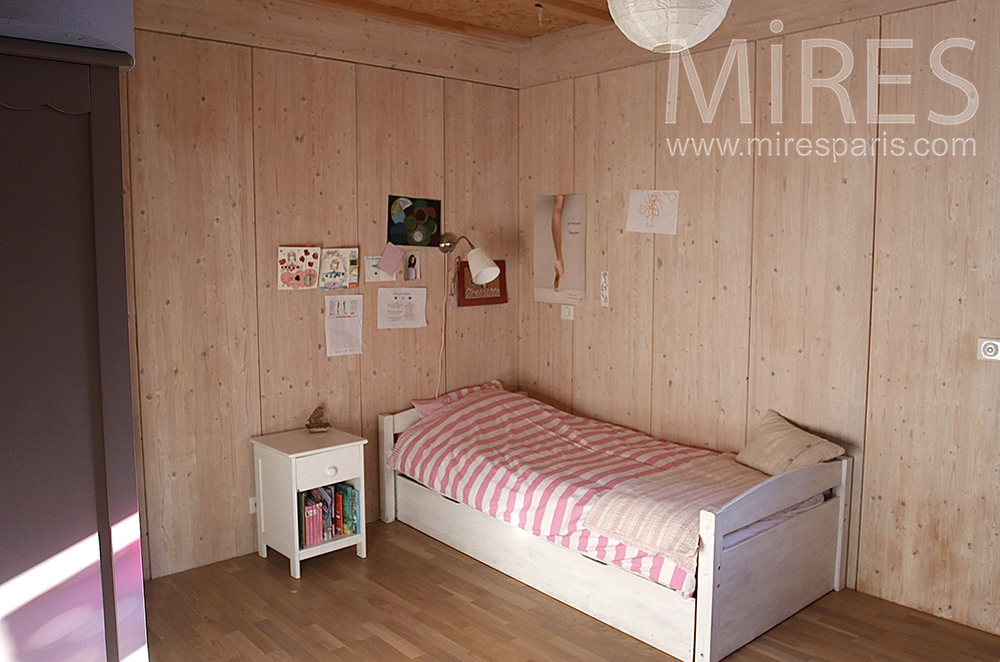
[378, 408, 419, 523]
[378, 391, 528, 523]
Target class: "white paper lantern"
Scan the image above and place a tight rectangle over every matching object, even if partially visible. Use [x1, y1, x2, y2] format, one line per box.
[608, 0, 732, 53]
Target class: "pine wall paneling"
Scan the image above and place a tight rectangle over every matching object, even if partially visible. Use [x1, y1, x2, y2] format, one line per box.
[651, 46, 755, 452]
[748, 19, 879, 587]
[134, 0, 519, 88]
[572, 64, 657, 431]
[129, 30, 260, 577]
[519, 0, 956, 88]
[518, 0, 998, 631]
[444, 79, 520, 389]
[252, 49, 362, 440]
[127, 0, 1000, 637]
[356, 65, 448, 521]
[517, 80, 576, 409]
[860, 0, 1000, 634]
[128, 20, 521, 570]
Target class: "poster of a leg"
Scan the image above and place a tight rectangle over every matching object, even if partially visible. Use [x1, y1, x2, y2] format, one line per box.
[534, 194, 586, 304]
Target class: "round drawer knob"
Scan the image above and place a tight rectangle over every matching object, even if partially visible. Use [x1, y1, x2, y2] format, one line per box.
[324, 466, 338, 478]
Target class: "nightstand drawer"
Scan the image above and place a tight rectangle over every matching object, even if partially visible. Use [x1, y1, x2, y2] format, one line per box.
[295, 446, 361, 491]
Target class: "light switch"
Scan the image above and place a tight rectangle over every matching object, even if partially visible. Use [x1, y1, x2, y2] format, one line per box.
[561, 305, 574, 320]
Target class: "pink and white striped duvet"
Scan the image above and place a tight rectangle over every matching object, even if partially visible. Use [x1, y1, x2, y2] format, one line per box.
[387, 388, 755, 597]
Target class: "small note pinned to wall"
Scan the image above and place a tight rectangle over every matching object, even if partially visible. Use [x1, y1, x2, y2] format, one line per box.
[377, 288, 427, 329]
[364, 256, 396, 282]
[625, 190, 678, 235]
[325, 295, 363, 357]
[378, 242, 405, 275]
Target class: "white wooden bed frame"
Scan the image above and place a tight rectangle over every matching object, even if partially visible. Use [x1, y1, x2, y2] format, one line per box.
[379, 407, 852, 662]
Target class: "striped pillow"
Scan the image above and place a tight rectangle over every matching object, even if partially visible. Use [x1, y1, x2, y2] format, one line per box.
[412, 380, 503, 418]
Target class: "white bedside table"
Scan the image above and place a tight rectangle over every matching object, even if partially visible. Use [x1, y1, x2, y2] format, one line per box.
[251, 428, 367, 578]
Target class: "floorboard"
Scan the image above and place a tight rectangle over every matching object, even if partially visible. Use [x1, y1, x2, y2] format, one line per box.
[144, 522, 1000, 661]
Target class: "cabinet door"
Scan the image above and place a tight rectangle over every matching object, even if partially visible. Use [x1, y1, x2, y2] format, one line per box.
[0, 48, 145, 662]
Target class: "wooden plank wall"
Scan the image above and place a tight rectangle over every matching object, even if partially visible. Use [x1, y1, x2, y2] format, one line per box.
[860, 0, 1000, 636]
[355, 65, 448, 503]
[444, 80, 520, 389]
[129, 31, 260, 576]
[127, 28, 518, 577]
[519, 0, 998, 636]
[572, 65, 657, 431]
[517, 80, 576, 410]
[651, 48, 755, 452]
[748, 18, 878, 588]
[253, 49, 362, 440]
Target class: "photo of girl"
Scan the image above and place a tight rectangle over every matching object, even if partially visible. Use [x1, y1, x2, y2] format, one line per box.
[404, 252, 420, 281]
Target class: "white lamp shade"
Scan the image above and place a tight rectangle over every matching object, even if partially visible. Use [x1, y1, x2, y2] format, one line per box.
[467, 247, 501, 285]
[608, 0, 731, 53]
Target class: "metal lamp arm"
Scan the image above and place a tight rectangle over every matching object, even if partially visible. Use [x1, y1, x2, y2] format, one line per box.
[438, 233, 476, 253]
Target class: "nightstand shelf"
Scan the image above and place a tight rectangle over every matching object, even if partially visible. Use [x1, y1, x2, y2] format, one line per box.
[298, 532, 364, 559]
[251, 428, 367, 578]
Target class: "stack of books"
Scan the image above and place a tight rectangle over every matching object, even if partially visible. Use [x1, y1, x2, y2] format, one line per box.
[298, 483, 361, 549]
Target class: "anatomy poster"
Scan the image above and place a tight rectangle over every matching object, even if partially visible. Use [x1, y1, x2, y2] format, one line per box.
[533, 194, 586, 305]
[325, 295, 363, 357]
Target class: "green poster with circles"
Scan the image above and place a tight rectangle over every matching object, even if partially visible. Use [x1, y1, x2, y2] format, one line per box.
[387, 195, 441, 247]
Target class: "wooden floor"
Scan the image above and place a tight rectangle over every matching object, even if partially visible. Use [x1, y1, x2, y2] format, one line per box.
[145, 522, 1000, 662]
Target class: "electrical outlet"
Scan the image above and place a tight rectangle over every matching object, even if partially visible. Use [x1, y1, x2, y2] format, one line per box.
[978, 338, 1000, 361]
[249, 496, 257, 514]
[600, 271, 610, 307]
[561, 305, 574, 320]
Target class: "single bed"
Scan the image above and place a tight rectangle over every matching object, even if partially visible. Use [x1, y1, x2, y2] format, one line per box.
[379, 385, 851, 662]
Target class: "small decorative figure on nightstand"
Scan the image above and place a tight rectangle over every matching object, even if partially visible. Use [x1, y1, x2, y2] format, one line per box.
[305, 406, 331, 433]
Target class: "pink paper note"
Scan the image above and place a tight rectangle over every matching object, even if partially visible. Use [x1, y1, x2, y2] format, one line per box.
[378, 242, 405, 275]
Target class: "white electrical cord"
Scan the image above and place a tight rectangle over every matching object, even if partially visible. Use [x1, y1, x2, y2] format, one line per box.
[434, 255, 452, 398]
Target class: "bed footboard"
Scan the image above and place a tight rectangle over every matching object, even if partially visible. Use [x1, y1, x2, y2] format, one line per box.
[694, 457, 852, 662]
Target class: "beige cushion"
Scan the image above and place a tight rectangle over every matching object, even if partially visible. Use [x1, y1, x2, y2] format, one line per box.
[736, 410, 845, 475]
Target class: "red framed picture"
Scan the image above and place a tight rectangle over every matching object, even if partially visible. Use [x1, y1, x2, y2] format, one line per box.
[457, 259, 507, 307]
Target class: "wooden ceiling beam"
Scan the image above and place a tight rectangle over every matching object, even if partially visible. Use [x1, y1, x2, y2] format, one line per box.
[531, 0, 613, 25]
[294, 0, 532, 45]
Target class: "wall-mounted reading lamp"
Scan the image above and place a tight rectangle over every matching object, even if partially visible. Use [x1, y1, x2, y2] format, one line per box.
[438, 233, 501, 284]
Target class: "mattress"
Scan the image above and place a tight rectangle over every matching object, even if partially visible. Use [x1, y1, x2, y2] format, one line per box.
[388, 387, 777, 597]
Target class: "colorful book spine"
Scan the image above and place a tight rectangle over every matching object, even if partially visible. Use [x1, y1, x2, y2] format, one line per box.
[314, 503, 323, 545]
[334, 488, 343, 535]
[304, 503, 322, 547]
[343, 485, 357, 535]
[302, 503, 311, 547]
[320, 486, 333, 540]
[351, 485, 360, 535]
[343, 485, 355, 535]
[298, 491, 306, 549]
